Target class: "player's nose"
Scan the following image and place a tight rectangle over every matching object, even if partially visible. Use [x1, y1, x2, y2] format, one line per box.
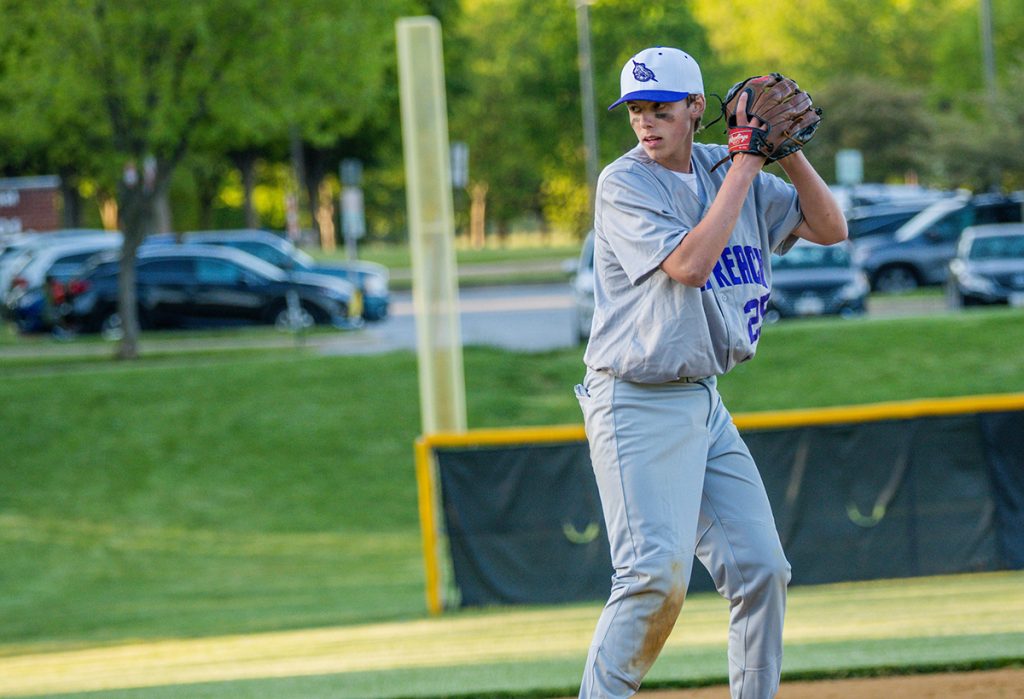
[636, 109, 656, 128]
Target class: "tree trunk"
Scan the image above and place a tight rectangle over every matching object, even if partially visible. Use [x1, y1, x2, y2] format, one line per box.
[58, 169, 81, 228]
[303, 147, 326, 245]
[231, 150, 259, 229]
[115, 228, 143, 360]
[116, 162, 160, 360]
[154, 187, 172, 233]
[289, 126, 308, 241]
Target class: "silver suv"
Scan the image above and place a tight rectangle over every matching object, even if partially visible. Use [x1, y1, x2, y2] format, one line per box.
[852, 192, 1024, 292]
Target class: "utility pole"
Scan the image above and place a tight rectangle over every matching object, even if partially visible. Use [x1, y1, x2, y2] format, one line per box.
[575, 0, 599, 227]
[979, 0, 996, 102]
[979, 0, 1000, 190]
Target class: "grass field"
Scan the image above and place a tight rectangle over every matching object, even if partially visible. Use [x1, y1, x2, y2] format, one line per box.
[1, 307, 1023, 697]
[1, 572, 1022, 698]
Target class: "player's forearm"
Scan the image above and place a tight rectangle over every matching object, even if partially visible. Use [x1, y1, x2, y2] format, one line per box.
[779, 153, 848, 245]
[660, 155, 763, 287]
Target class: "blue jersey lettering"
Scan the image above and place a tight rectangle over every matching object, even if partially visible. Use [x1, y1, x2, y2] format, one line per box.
[732, 245, 752, 285]
[743, 246, 762, 286]
[700, 244, 770, 292]
[721, 247, 743, 285]
[711, 261, 730, 288]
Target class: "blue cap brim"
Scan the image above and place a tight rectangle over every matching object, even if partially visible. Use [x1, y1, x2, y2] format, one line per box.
[608, 89, 690, 110]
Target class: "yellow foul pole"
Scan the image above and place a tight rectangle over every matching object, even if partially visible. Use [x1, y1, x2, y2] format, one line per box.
[397, 16, 467, 614]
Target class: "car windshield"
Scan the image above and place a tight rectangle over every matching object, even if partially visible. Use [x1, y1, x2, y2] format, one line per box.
[895, 198, 966, 242]
[969, 235, 1024, 260]
[773, 244, 850, 270]
[288, 243, 316, 268]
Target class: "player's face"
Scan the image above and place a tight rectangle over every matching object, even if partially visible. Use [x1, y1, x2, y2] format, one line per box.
[627, 99, 700, 172]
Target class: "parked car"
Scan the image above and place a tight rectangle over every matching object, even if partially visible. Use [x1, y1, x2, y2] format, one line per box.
[829, 183, 952, 214]
[845, 200, 937, 241]
[3, 234, 123, 332]
[146, 230, 389, 321]
[946, 224, 1024, 308]
[766, 239, 869, 321]
[67, 244, 362, 337]
[853, 192, 1024, 292]
[569, 230, 595, 343]
[0, 229, 112, 298]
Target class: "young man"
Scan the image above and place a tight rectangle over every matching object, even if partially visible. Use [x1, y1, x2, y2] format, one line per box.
[575, 47, 847, 698]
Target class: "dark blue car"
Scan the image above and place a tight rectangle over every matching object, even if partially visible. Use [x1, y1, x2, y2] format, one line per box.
[68, 244, 362, 337]
[146, 230, 389, 321]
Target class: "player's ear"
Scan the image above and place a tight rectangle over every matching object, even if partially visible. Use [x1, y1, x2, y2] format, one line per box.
[691, 94, 706, 116]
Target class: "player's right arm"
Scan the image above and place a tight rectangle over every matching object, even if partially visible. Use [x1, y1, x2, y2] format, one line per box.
[660, 90, 766, 287]
[659, 154, 763, 287]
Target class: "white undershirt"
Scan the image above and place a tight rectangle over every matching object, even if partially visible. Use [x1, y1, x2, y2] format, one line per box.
[669, 170, 699, 198]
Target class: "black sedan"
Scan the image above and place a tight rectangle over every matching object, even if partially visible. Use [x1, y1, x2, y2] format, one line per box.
[147, 230, 389, 321]
[766, 239, 869, 322]
[947, 224, 1024, 308]
[68, 244, 362, 337]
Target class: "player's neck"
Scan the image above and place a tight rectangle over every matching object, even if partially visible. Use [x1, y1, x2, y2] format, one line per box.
[656, 142, 694, 174]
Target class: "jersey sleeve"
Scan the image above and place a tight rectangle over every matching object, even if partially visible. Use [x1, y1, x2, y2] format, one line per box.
[754, 170, 804, 254]
[598, 167, 688, 285]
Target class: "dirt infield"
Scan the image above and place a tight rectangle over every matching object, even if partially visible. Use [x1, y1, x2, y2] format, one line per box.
[633, 667, 1024, 698]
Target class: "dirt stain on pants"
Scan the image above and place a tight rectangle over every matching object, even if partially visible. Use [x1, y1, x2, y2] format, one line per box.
[628, 562, 687, 678]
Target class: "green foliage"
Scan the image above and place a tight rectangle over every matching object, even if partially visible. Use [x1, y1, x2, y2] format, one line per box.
[929, 62, 1024, 191]
[805, 77, 932, 184]
[3, 0, 1024, 240]
[540, 169, 590, 237]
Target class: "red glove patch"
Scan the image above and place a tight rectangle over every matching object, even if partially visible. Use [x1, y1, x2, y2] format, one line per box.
[728, 126, 768, 156]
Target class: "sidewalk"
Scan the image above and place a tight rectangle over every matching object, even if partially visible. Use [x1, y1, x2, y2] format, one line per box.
[389, 258, 572, 286]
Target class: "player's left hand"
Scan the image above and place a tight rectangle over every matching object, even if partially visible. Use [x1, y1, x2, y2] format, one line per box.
[712, 73, 822, 171]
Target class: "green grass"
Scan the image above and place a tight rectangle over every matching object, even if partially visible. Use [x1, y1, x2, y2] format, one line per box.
[314, 241, 581, 272]
[0, 309, 1023, 696]
[3, 572, 1022, 697]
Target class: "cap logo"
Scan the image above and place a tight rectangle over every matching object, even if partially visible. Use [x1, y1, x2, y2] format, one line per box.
[632, 60, 657, 83]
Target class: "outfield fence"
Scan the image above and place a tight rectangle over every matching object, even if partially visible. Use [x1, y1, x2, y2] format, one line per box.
[415, 392, 1024, 615]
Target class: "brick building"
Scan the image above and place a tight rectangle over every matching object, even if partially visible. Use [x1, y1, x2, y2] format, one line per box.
[0, 176, 62, 234]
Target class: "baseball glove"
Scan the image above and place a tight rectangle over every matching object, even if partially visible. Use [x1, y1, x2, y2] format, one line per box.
[710, 73, 822, 171]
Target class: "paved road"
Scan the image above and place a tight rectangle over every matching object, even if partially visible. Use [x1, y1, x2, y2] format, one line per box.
[0, 284, 949, 359]
[318, 285, 949, 356]
[319, 283, 578, 355]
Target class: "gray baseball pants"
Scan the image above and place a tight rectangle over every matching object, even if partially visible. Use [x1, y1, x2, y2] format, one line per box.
[575, 369, 791, 699]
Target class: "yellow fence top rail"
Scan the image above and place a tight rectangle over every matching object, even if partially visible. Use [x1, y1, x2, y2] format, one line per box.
[418, 392, 1024, 447]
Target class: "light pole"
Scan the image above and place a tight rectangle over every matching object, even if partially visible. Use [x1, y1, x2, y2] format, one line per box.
[575, 0, 599, 225]
[979, 0, 996, 103]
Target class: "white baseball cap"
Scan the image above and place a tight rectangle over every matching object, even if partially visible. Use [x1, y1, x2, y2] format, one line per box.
[608, 47, 704, 110]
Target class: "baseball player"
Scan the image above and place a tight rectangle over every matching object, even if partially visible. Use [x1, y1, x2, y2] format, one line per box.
[575, 47, 846, 698]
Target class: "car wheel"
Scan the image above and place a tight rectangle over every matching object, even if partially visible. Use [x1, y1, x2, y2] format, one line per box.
[101, 312, 124, 341]
[873, 266, 919, 293]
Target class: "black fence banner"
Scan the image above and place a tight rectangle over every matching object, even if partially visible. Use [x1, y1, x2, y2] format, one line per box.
[420, 396, 1024, 610]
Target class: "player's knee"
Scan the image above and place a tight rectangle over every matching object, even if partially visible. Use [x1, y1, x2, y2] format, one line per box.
[746, 546, 791, 598]
[638, 553, 691, 600]
[711, 541, 790, 604]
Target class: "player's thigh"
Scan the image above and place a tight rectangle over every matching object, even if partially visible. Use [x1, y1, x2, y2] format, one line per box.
[696, 413, 789, 590]
[580, 371, 713, 562]
[701, 402, 776, 525]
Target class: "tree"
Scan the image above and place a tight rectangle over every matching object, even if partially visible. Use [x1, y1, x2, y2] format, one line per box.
[451, 0, 717, 239]
[1, 0, 422, 357]
[1, 1, 291, 357]
[803, 77, 933, 185]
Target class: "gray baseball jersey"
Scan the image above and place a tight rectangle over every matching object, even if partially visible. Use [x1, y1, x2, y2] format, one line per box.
[583, 142, 803, 383]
